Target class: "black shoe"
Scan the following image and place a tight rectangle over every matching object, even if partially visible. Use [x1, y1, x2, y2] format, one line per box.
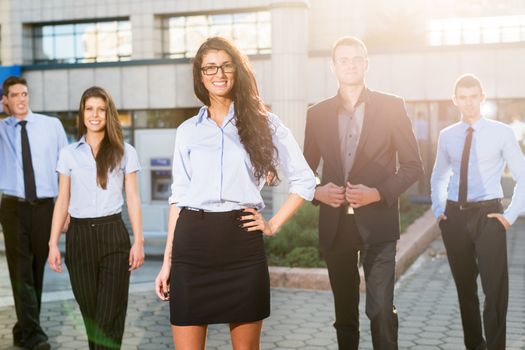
[30, 340, 50, 350]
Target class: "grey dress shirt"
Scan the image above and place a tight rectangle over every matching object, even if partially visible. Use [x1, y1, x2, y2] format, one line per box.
[338, 91, 367, 181]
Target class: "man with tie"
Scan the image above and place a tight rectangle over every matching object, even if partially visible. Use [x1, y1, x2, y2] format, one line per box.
[303, 36, 423, 349]
[0, 76, 68, 350]
[431, 74, 525, 350]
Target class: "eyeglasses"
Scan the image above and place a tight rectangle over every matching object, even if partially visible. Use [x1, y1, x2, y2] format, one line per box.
[201, 63, 236, 76]
[334, 56, 367, 66]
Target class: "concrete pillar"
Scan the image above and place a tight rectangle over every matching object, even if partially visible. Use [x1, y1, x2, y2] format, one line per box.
[269, 0, 309, 213]
[0, 0, 25, 66]
[130, 13, 162, 60]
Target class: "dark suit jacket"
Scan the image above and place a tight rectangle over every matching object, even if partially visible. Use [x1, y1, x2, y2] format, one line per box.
[304, 88, 423, 252]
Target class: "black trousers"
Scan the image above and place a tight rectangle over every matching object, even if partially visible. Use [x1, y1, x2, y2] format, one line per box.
[324, 213, 398, 350]
[65, 214, 131, 350]
[0, 196, 52, 348]
[440, 201, 507, 350]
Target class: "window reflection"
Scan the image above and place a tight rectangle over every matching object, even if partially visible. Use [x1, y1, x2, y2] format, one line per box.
[427, 15, 525, 46]
[133, 108, 199, 129]
[33, 19, 132, 64]
[49, 108, 201, 145]
[162, 11, 271, 58]
[48, 111, 129, 143]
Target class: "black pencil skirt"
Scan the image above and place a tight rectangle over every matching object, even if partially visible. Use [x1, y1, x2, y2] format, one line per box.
[169, 208, 270, 326]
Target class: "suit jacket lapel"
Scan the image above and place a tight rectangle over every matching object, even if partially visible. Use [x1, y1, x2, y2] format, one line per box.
[325, 96, 345, 183]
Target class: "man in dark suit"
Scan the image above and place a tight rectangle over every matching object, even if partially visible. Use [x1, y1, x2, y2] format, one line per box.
[303, 36, 423, 349]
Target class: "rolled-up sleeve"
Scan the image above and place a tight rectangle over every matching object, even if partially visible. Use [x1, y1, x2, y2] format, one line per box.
[269, 113, 316, 201]
[56, 147, 71, 176]
[168, 126, 192, 205]
[123, 144, 141, 174]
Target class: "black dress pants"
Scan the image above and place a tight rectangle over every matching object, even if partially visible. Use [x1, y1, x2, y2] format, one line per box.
[0, 196, 52, 349]
[324, 213, 398, 350]
[440, 201, 507, 350]
[65, 214, 131, 350]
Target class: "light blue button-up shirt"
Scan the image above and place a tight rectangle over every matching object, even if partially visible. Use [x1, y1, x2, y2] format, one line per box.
[56, 136, 141, 218]
[431, 117, 525, 224]
[169, 103, 316, 211]
[0, 111, 68, 199]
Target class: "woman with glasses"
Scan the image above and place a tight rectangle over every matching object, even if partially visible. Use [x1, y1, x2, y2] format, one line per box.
[155, 36, 315, 349]
[48, 86, 144, 350]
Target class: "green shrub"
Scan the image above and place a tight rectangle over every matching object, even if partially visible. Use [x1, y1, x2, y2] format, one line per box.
[265, 196, 429, 267]
[283, 247, 326, 267]
[265, 202, 323, 266]
[399, 195, 430, 232]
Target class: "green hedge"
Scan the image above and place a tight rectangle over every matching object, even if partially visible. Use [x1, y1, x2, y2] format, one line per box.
[265, 195, 429, 267]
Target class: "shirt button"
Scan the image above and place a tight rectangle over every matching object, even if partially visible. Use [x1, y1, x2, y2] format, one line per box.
[91, 224, 95, 227]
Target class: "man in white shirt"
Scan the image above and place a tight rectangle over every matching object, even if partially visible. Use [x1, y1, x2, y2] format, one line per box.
[431, 74, 525, 350]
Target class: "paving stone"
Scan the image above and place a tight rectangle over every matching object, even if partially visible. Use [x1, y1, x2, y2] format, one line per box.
[275, 339, 306, 348]
[1, 219, 525, 349]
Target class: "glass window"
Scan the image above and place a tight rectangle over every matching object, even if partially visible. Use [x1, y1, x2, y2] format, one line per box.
[54, 24, 74, 35]
[211, 14, 232, 25]
[162, 11, 271, 58]
[54, 34, 75, 61]
[427, 15, 525, 46]
[133, 108, 199, 129]
[462, 18, 481, 44]
[33, 19, 132, 64]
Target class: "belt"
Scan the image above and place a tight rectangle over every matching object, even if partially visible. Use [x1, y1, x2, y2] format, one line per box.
[184, 207, 215, 213]
[1, 194, 53, 206]
[70, 213, 122, 225]
[447, 198, 501, 211]
[182, 207, 244, 218]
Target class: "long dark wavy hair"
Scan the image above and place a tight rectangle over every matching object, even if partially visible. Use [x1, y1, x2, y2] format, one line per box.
[77, 86, 124, 189]
[193, 36, 279, 185]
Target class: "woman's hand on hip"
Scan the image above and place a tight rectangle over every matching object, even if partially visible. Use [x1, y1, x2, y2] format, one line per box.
[240, 208, 277, 236]
[128, 241, 145, 271]
[155, 262, 171, 301]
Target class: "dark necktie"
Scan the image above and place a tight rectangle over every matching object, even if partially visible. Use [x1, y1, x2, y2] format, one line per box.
[18, 120, 37, 201]
[458, 127, 474, 205]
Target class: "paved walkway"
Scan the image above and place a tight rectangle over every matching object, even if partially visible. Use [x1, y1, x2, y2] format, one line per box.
[1, 219, 524, 349]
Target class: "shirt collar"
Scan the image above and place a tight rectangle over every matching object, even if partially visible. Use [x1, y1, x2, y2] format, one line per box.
[460, 116, 487, 132]
[336, 87, 370, 111]
[5, 110, 35, 126]
[195, 102, 236, 126]
[75, 135, 87, 149]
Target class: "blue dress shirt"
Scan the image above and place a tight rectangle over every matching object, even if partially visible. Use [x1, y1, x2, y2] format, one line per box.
[431, 117, 525, 225]
[0, 111, 68, 199]
[169, 103, 316, 211]
[56, 136, 141, 218]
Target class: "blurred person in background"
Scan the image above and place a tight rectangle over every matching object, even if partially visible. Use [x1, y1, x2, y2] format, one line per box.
[0, 76, 68, 350]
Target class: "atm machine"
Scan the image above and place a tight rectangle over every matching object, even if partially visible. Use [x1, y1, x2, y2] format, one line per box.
[134, 129, 177, 235]
[150, 158, 172, 201]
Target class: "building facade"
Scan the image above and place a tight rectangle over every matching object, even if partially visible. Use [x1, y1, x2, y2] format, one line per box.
[1, 0, 524, 233]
